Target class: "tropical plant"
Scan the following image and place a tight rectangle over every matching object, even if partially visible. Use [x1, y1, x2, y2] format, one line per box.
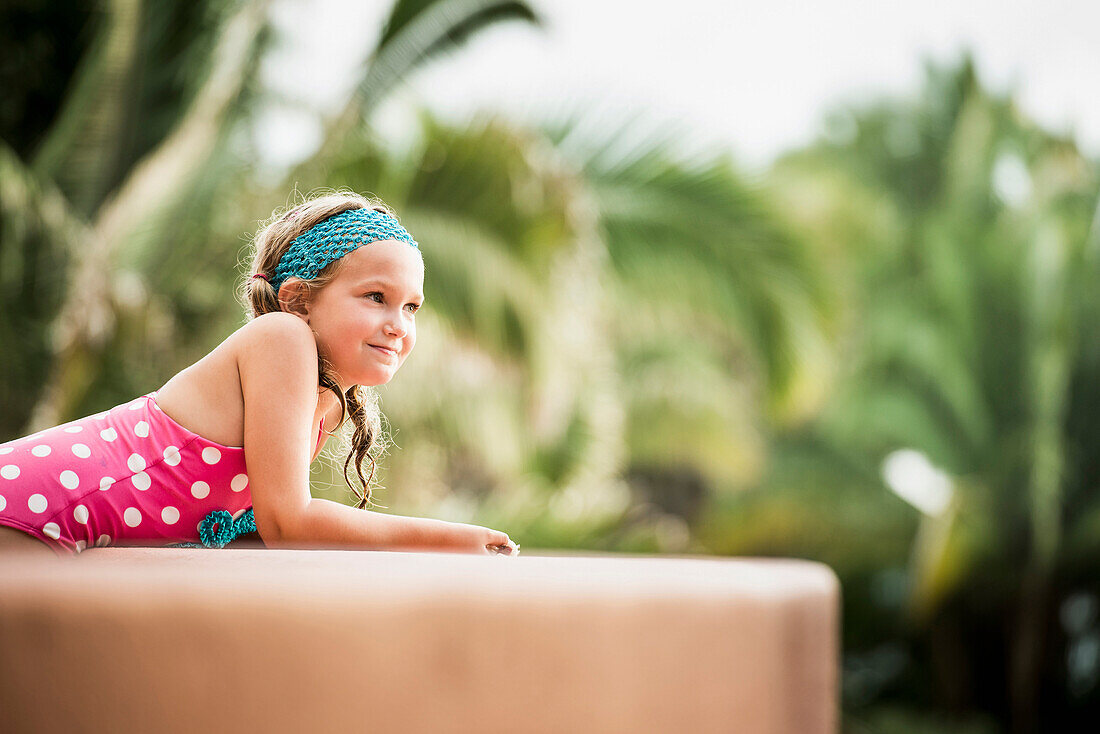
[759, 58, 1100, 730]
[0, 0, 541, 436]
[540, 115, 837, 547]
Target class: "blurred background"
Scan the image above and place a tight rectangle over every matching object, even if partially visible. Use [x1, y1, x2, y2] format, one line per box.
[2, 0, 1099, 731]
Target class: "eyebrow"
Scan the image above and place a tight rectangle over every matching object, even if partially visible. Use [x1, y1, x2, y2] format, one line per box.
[356, 279, 424, 301]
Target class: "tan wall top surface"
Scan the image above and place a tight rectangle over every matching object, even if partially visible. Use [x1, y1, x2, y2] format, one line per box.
[0, 549, 840, 734]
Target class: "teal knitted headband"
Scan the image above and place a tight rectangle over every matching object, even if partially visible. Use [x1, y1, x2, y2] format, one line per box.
[269, 208, 419, 292]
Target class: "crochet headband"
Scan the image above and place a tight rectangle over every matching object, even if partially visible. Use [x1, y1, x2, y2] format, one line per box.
[268, 208, 419, 292]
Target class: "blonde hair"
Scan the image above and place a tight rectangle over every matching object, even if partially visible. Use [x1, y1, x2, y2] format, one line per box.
[239, 190, 407, 509]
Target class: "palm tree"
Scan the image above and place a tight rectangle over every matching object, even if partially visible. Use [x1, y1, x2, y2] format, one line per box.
[767, 58, 1100, 730]
[0, 0, 540, 435]
[1, 0, 264, 436]
[545, 114, 836, 542]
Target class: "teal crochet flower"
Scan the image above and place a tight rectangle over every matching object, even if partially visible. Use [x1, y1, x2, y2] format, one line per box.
[169, 508, 256, 549]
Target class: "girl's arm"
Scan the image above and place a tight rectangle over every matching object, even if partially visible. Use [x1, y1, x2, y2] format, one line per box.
[271, 498, 510, 553]
[237, 313, 510, 554]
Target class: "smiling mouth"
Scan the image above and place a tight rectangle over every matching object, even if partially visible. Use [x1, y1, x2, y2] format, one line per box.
[370, 345, 397, 357]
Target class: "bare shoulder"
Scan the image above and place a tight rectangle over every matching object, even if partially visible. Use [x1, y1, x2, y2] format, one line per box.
[238, 315, 345, 431]
[152, 313, 322, 451]
[231, 313, 316, 376]
[234, 313, 320, 410]
[235, 312, 318, 356]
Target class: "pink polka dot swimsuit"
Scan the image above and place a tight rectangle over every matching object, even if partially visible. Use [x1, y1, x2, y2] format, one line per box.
[0, 391, 319, 556]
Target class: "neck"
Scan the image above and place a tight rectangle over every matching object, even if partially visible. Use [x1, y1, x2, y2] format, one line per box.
[317, 384, 343, 412]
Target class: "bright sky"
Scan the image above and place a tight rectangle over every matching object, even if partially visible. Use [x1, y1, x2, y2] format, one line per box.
[257, 0, 1100, 171]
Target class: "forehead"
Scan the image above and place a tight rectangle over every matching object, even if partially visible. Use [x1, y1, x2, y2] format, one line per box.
[336, 239, 424, 290]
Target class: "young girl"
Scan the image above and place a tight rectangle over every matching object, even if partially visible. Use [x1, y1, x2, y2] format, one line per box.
[0, 191, 518, 558]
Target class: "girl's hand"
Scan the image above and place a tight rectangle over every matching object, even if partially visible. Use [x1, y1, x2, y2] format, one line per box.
[466, 524, 518, 556]
[487, 538, 520, 556]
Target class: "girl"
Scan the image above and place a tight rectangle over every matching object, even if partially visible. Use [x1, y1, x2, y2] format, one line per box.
[0, 191, 518, 558]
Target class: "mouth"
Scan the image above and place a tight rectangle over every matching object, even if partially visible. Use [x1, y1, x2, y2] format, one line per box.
[370, 345, 398, 358]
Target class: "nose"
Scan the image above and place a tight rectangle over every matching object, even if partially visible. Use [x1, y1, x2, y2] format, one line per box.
[384, 318, 407, 338]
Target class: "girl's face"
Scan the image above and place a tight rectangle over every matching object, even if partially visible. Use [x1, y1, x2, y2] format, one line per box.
[300, 239, 425, 390]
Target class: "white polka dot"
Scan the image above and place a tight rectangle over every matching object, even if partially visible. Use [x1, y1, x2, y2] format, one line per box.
[73, 505, 89, 524]
[128, 401, 144, 411]
[191, 481, 210, 499]
[201, 447, 221, 465]
[1, 465, 19, 480]
[0, 447, 12, 455]
[93, 411, 109, 420]
[28, 494, 47, 513]
[96, 534, 111, 547]
[0, 494, 5, 512]
[100, 427, 118, 442]
[59, 470, 80, 490]
[124, 508, 141, 527]
[63, 425, 83, 433]
[161, 506, 180, 525]
[131, 472, 151, 491]
[42, 523, 61, 540]
[71, 443, 91, 459]
[31, 444, 51, 457]
[75, 540, 87, 553]
[134, 421, 150, 438]
[231, 474, 249, 492]
[163, 446, 181, 466]
[99, 477, 115, 491]
[127, 453, 146, 472]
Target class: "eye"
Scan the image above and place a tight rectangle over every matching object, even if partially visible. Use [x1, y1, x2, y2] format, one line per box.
[364, 292, 384, 303]
[406, 303, 421, 313]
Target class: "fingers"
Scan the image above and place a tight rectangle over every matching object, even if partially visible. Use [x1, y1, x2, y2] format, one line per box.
[485, 539, 520, 556]
[480, 526, 519, 556]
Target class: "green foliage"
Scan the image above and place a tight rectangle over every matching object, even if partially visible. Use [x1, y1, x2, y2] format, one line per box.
[0, 142, 78, 436]
[377, 0, 540, 65]
[33, 0, 237, 218]
[548, 116, 835, 421]
[772, 55, 1100, 727]
[0, 0, 100, 158]
[0, 0, 540, 431]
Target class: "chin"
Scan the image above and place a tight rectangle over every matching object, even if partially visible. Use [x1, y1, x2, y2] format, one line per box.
[359, 370, 395, 387]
